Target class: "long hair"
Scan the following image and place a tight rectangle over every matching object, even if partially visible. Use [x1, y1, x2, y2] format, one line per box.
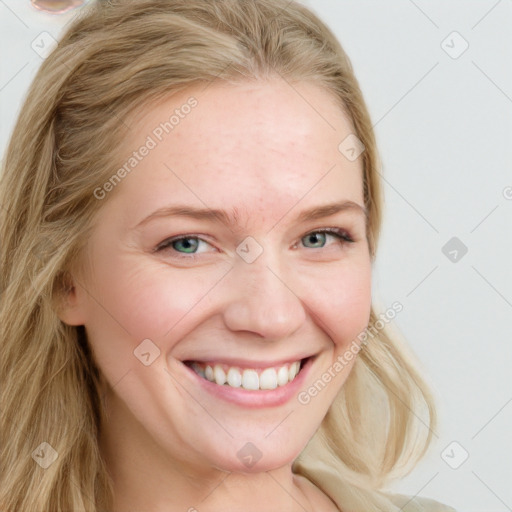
[0, 1, 436, 510]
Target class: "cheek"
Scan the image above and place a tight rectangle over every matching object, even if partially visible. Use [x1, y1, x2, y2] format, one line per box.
[303, 260, 372, 348]
[84, 254, 231, 342]
[81, 258, 232, 388]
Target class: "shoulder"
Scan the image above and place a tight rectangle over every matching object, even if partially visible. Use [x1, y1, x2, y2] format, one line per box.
[386, 491, 458, 512]
[293, 448, 457, 512]
[293, 457, 457, 512]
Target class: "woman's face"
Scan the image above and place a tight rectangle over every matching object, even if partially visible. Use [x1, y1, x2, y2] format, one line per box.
[62, 79, 372, 474]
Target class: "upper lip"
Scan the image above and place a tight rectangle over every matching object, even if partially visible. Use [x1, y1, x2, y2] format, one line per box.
[182, 353, 316, 369]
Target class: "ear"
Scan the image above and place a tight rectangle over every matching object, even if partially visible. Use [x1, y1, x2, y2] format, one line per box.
[54, 271, 88, 326]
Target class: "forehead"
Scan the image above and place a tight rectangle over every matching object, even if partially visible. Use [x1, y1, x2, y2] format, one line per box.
[110, 79, 364, 229]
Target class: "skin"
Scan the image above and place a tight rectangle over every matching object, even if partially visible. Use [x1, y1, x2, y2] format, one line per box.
[58, 78, 372, 512]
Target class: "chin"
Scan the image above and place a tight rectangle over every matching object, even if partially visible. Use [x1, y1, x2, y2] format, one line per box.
[201, 437, 306, 474]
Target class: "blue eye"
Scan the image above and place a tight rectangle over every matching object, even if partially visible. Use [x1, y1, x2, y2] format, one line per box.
[155, 228, 354, 258]
[301, 228, 354, 249]
[171, 237, 200, 254]
[156, 236, 212, 255]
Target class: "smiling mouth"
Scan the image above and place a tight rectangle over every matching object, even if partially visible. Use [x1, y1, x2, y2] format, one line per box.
[183, 357, 309, 391]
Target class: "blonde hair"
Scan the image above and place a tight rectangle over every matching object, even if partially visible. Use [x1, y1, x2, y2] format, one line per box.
[0, 1, 436, 510]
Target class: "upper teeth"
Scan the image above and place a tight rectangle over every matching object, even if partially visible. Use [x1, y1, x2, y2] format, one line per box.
[190, 361, 302, 390]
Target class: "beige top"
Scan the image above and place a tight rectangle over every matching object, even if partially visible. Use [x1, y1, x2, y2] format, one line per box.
[298, 457, 457, 511]
[294, 435, 457, 512]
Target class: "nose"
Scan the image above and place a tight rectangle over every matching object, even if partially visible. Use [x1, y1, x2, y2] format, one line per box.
[221, 255, 307, 340]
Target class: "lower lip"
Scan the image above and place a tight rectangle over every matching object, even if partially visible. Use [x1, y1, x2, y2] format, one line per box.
[180, 357, 314, 409]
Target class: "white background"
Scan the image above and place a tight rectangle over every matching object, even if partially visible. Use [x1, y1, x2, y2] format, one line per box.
[1, 1, 511, 511]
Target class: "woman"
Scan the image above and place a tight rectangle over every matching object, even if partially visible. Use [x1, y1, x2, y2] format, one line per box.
[0, 1, 456, 510]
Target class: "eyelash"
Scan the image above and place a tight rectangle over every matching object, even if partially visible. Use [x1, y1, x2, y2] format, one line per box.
[295, 228, 354, 248]
[154, 228, 355, 259]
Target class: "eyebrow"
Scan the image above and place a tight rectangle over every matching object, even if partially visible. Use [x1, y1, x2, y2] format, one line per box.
[134, 200, 367, 229]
